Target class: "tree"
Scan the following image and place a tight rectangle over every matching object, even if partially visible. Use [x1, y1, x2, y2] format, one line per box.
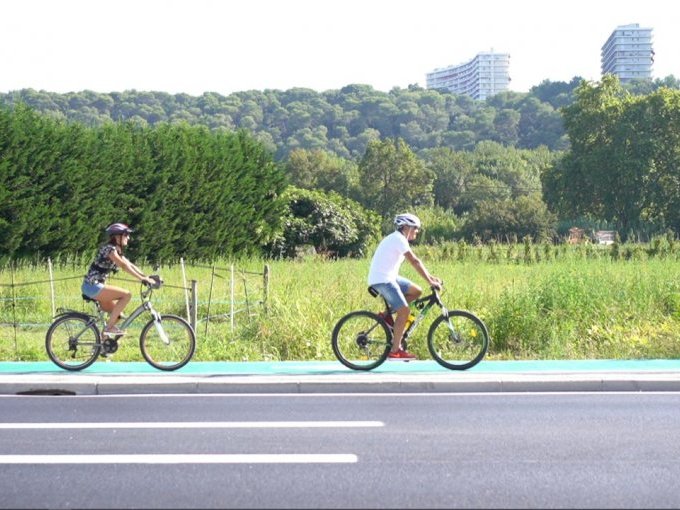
[0, 105, 287, 261]
[284, 148, 358, 197]
[543, 76, 635, 230]
[421, 147, 474, 214]
[357, 138, 434, 220]
[543, 76, 680, 237]
[631, 88, 680, 233]
[460, 194, 556, 242]
[492, 109, 521, 146]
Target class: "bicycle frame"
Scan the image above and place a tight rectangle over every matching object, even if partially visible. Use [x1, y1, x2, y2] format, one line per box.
[54, 284, 168, 345]
[117, 290, 169, 344]
[377, 286, 450, 342]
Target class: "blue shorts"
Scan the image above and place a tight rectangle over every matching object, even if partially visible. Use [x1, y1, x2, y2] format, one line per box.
[81, 281, 104, 299]
[370, 277, 413, 312]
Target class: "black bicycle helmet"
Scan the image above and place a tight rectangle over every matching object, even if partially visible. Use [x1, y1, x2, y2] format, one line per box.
[105, 222, 133, 236]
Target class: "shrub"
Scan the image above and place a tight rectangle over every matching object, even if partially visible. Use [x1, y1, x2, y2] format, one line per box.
[265, 187, 380, 258]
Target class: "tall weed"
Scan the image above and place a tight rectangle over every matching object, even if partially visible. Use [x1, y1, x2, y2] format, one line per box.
[1, 245, 679, 361]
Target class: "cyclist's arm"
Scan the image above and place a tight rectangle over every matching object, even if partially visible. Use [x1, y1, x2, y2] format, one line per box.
[108, 251, 153, 285]
[405, 251, 442, 289]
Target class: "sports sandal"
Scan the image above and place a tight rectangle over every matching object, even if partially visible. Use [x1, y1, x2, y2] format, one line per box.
[103, 326, 126, 337]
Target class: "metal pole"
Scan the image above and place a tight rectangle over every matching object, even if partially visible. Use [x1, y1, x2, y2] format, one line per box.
[10, 263, 18, 358]
[190, 279, 198, 332]
[205, 264, 215, 338]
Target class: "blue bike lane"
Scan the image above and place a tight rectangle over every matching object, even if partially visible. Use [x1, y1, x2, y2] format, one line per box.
[3, 358, 680, 375]
[2, 359, 680, 395]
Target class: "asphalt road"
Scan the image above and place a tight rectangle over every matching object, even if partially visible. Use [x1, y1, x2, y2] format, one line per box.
[2, 391, 680, 509]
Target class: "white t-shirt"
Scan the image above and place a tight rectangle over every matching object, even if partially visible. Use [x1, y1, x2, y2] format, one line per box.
[367, 230, 411, 285]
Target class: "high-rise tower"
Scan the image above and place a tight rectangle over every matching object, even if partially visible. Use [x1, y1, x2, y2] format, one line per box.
[426, 51, 510, 100]
[601, 24, 654, 83]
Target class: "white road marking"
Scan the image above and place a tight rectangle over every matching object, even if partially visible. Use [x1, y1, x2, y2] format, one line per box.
[0, 421, 383, 429]
[0, 454, 357, 464]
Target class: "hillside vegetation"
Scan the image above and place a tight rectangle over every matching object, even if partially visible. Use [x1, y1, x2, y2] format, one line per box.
[1, 75, 680, 263]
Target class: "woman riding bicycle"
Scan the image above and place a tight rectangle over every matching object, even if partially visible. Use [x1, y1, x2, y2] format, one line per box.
[367, 213, 442, 360]
[81, 223, 155, 337]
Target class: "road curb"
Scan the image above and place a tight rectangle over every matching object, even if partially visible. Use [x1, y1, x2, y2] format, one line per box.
[4, 371, 680, 395]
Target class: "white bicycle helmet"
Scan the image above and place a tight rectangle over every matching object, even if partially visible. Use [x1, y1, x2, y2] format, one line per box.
[394, 213, 421, 229]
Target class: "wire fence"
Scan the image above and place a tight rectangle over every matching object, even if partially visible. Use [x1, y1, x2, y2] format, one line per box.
[181, 261, 270, 338]
[0, 259, 269, 358]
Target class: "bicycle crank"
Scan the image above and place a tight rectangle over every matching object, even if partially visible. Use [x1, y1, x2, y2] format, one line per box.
[102, 338, 119, 354]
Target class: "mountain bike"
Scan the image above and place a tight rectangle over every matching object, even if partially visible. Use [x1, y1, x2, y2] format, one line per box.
[45, 275, 196, 371]
[331, 284, 489, 371]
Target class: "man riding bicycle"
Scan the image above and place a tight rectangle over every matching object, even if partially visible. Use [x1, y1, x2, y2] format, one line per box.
[367, 213, 442, 360]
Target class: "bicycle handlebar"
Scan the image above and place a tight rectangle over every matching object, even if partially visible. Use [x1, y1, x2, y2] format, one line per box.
[141, 274, 163, 298]
[147, 274, 163, 289]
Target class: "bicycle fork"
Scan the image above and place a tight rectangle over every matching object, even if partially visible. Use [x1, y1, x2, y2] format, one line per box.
[440, 306, 462, 343]
[148, 304, 170, 345]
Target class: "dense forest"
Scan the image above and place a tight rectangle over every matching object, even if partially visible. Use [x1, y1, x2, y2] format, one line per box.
[1, 74, 679, 261]
[2, 76, 678, 162]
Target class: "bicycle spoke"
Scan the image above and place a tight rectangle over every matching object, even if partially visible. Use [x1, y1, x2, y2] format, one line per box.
[140, 315, 196, 371]
[45, 315, 100, 371]
[332, 311, 391, 370]
[427, 311, 489, 370]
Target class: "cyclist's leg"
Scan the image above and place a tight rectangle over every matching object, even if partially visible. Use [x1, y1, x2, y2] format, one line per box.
[398, 276, 422, 304]
[372, 281, 409, 352]
[95, 285, 132, 331]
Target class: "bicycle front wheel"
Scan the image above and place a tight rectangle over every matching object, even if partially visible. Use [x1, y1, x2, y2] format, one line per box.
[331, 311, 391, 371]
[140, 314, 196, 371]
[45, 314, 100, 371]
[427, 310, 489, 370]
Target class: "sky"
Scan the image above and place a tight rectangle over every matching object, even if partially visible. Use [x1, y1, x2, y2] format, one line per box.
[2, 0, 677, 97]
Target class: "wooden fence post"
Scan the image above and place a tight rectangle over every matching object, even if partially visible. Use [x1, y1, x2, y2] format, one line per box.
[263, 264, 269, 314]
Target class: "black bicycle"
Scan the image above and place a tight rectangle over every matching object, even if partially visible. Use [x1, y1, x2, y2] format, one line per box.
[45, 275, 196, 371]
[331, 284, 489, 371]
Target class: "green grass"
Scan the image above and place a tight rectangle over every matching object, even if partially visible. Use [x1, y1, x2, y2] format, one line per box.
[2, 242, 680, 362]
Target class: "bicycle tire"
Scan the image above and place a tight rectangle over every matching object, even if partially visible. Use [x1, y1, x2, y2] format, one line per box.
[427, 310, 489, 370]
[45, 314, 101, 371]
[331, 310, 391, 371]
[139, 314, 196, 371]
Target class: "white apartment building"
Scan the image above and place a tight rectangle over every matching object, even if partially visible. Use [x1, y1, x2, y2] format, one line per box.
[601, 24, 654, 83]
[426, 52, 510, 100]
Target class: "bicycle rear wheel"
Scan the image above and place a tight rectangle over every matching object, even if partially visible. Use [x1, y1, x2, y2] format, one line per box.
[45, 314, 100, 371]
[331, 311, 391, 371]
[427, 310, 489, 370]
[139, 314, 196, 371]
